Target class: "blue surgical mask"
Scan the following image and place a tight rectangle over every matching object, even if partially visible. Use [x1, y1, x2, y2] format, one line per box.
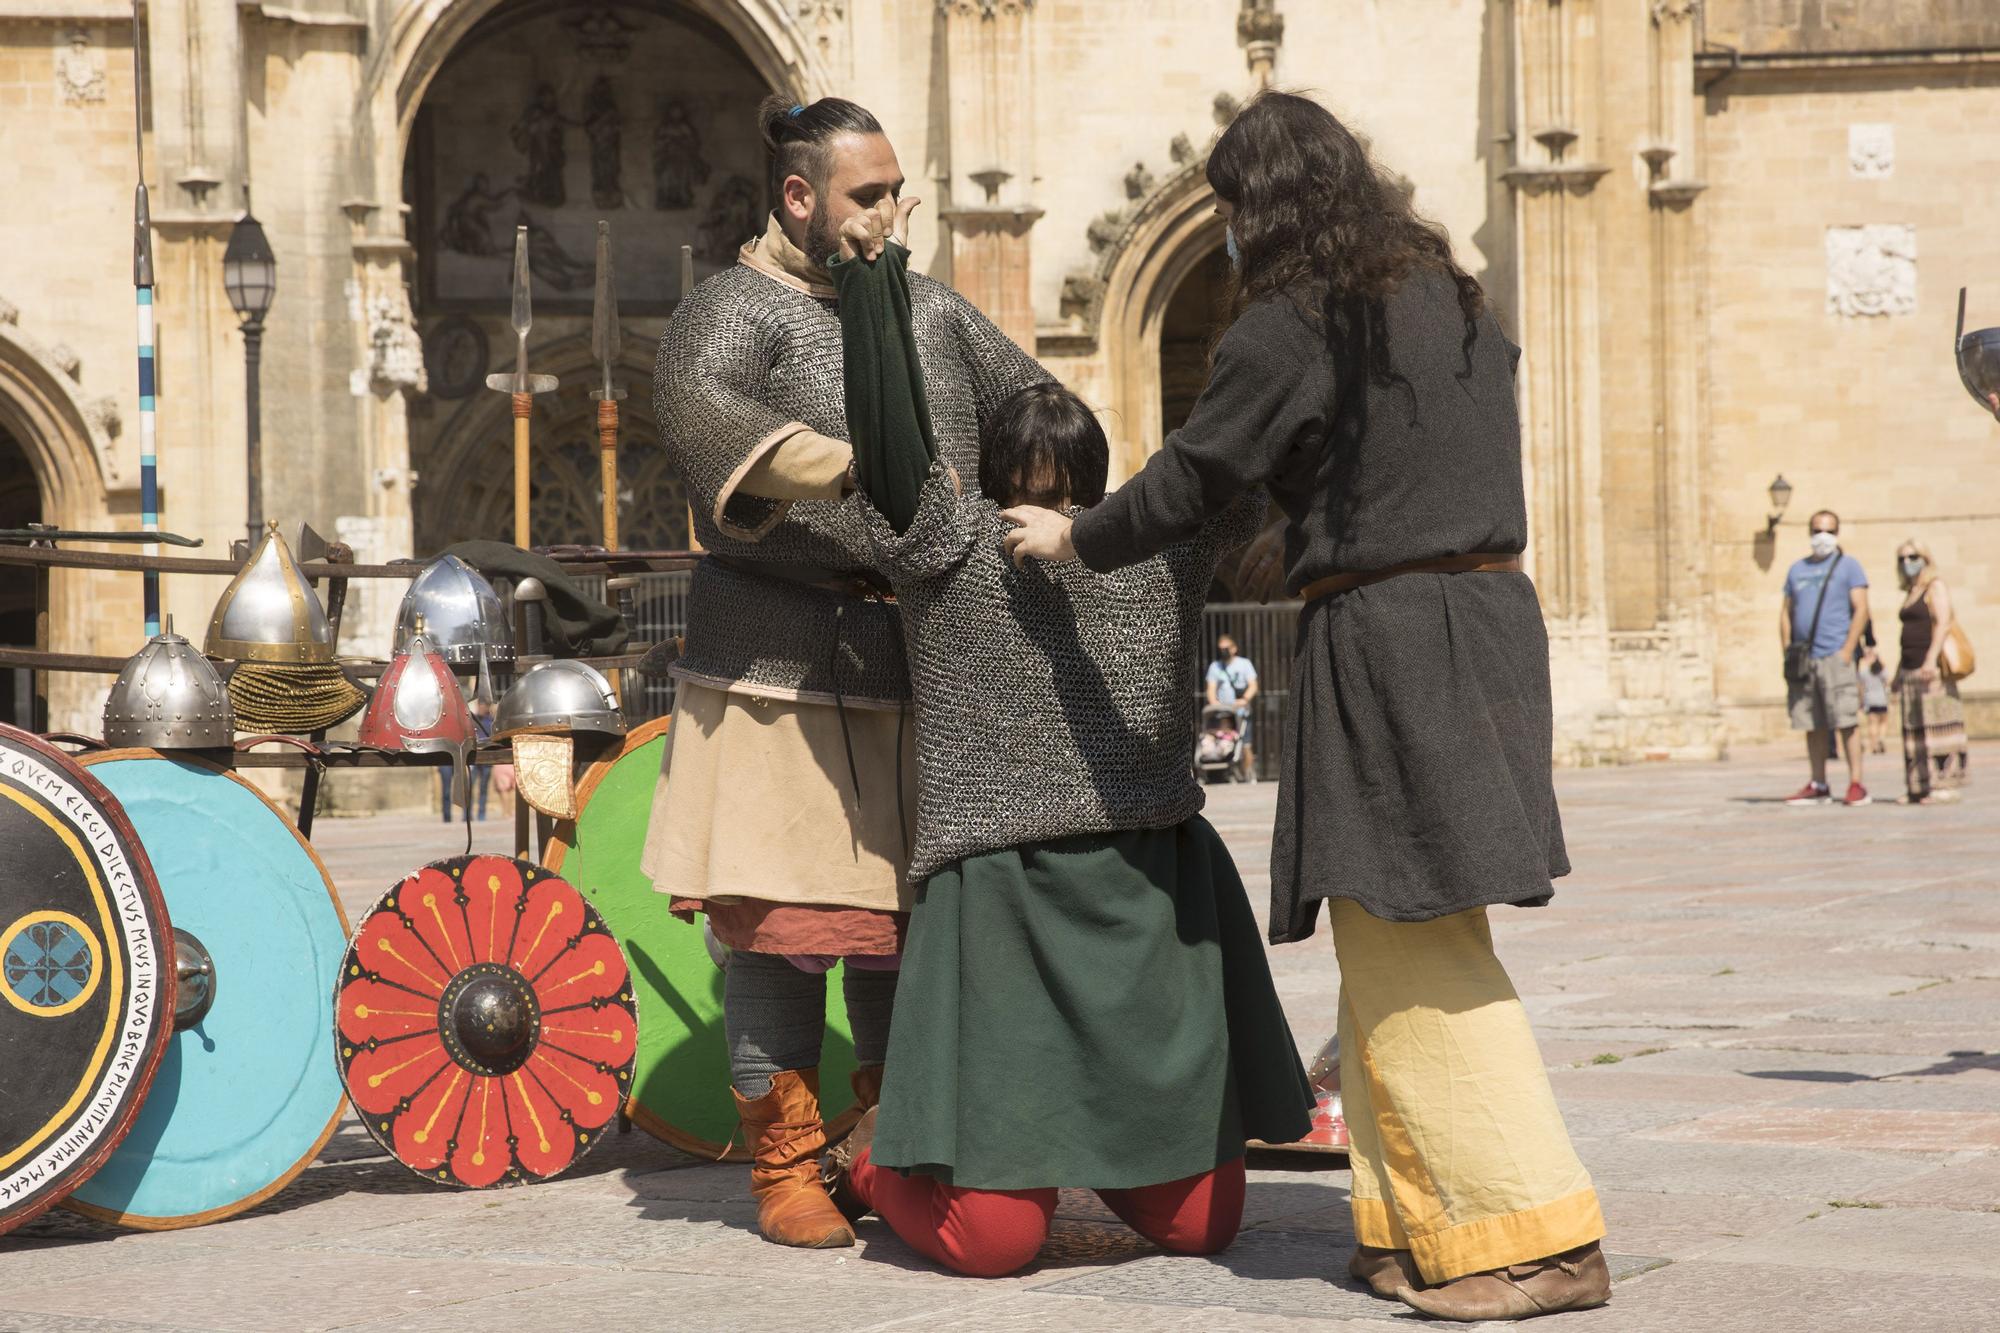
[1902, 556, 1925, 579]
[1224, 226, 1240, 270]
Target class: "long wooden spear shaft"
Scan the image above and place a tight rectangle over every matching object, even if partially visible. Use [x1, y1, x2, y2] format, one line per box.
[680, 243, 700, 554]
[132, 2, 160, 635]
[590, 221, 632, 707]
[485, 226, 557, 548]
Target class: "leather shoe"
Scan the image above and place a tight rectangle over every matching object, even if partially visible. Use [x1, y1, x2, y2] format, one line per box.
[1349, 1245, 1421, 1299]
[1397, 1242, 1610, 1321]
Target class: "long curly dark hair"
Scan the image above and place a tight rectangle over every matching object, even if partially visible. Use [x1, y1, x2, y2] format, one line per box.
[1207, 92, 1483, 378]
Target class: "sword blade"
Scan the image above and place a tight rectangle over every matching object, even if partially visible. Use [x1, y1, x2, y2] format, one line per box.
[592, 220, 620, 395]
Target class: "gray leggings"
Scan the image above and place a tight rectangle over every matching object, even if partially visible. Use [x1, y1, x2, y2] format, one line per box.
[724, 949, 898, 1098]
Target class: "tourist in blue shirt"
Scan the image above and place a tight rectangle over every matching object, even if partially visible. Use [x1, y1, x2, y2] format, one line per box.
[1204, 634, 1260, 781]
[1780, 509, 1871, 805]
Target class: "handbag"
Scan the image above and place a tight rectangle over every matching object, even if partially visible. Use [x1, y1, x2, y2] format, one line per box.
[1785, 553, 1842, 685]
[1940, 618, 1977, 681]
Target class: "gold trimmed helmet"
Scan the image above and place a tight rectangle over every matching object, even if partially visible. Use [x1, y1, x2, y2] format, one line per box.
[206, 521, 335, 664]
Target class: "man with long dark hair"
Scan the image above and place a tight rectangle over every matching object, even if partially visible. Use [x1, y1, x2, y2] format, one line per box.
[1005, 91, 1611, 1321]
[643, 94, 1046, 1250]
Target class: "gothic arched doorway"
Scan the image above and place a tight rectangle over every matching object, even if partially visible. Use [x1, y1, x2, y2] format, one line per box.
[1, 422, 43, 725]
[1158, 246, 1230, 437]
[403, 0, 775, 552]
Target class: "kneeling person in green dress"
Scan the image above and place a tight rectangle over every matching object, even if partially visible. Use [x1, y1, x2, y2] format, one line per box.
[817, 211, 1313, 1279]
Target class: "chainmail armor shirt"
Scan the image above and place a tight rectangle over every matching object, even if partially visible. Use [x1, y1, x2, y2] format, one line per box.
[654, 260, 1048, 708]
[860, 473, 1267, 881]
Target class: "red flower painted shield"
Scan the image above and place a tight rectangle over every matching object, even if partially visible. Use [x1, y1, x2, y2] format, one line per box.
[335, 856, 638, 1188]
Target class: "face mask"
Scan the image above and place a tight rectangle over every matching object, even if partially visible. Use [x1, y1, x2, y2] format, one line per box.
[1809, 531, 1839, 558]
[1224, 226, 1240, 271]
[1902, 556, 1925, 579]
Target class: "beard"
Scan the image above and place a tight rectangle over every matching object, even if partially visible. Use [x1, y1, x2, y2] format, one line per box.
[805, 202, 840, 270]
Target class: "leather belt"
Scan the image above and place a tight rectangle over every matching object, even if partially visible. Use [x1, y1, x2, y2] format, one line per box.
[1299, 552, 1522, 604]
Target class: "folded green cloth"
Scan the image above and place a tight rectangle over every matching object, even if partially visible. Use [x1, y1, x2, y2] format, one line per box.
[829, 242, 938, 534]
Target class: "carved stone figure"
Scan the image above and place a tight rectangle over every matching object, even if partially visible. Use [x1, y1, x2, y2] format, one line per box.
[366, 289, 428, 395]
[1124, 161, 1156, 201]
[1170, 132, 1197, 167]
[1214, 92, 1242, 126]
[1825, 224, 1916, 318]
[652, 100, 711, 210]
[54, 29, 106, 106]
[511, 84, 570, 208]
[1060, 273, 1103, 319]
[439, 173, 513, 256]
[583, 75, 624, 209]
[518, 211, 595, 291]
[1086, 210, 1127, 254]
[696, 175, 762, 265]
[566, 7, 637, 64]
[1849, 124, 1894, 180]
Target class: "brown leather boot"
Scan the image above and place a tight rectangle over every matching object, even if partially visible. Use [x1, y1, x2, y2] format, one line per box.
[1349, 1245, 1422, 1299]
[1397, 1242, 1610, 1321]
[821, 1103, 878, 1224]
[851, 1063, 885, 1111]
[734, 1069, 855, 1248]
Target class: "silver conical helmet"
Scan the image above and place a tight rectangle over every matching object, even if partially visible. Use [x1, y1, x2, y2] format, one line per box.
[206, 521, 334, 664]
[103, 620, 235, 748]
[393, 555, 516, 669]
[495, 660, 625, 737]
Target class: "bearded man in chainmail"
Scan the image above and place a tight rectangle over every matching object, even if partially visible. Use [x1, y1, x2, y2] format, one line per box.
[641, 94, 1046, 1251]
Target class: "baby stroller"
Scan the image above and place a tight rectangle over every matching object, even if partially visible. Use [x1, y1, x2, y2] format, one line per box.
[1196, 704, 1246, 783]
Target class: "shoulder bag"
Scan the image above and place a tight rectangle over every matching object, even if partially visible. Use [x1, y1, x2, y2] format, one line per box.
[1785, 554, 1842, 686]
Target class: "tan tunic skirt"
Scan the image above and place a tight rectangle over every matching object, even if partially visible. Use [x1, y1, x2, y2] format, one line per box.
[640, 680, 917, 914]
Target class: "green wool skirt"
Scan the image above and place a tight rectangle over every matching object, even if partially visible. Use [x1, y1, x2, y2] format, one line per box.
[869, 815, 1314, 1191]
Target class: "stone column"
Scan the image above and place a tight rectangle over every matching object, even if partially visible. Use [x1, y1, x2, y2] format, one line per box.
[936, 0, 1041, 349]
[1503, 0, 1609, 626]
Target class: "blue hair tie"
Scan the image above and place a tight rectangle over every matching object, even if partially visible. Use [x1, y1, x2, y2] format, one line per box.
[788, 104, 805, 118]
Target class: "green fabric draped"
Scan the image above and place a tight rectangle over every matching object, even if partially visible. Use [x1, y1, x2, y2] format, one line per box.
[829, 242, 937, 534]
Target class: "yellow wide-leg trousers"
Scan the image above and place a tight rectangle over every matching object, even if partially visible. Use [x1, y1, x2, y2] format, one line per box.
[1331, 898, 1604, 1283]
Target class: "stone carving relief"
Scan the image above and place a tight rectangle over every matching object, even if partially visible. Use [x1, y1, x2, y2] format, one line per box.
[1213, 92, 1241, 126]
[511, 84, 570, 208]
[518, 211, 594, 290]
[366, 288, 429, 395]
[1170, 133, 1197, 167]
[697, 176, 762, 264]
[652, 100, 711, 210]
[1650, 0, 1700, 22]
[84, 395, 121, 440]
[423, 316, 488, 400]
[439, 174, 513, 256]
[54, 29, 106, 106]
[1124, 161, 1156, 201]
[1848, 124, 1894, 179]
[799, 2, 847, 64]
[1825, 224, 1916, 318]
[583, 76, 625, 209]
[566, 8, 637, 63]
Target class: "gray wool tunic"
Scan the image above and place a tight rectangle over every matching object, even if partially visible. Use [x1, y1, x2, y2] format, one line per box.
[1071, 274, 1569, 940]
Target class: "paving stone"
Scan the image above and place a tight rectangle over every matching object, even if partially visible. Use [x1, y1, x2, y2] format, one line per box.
[1703, 1204, 2000, 1277]
[0, 1248, 582, 1332]
[1647, 1107, 2000, 1154]
[1573, 1135, 1943, 1201]
[1542, 1260, 2000, 1333]
[1594, 1190, 1819, 1261]
[1858, 1153, 2000, 1210]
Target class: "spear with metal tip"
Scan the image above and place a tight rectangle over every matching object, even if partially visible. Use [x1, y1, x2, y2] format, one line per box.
[131, 1, 160, 635]
[590, 221, 634, 709]
[484, 226, 558, 549]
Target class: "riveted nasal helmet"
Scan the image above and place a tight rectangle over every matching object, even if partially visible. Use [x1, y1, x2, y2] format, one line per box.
[495, 660, 625, 737]
[102, 619, 235, 749]
[394, 555, 515, 672]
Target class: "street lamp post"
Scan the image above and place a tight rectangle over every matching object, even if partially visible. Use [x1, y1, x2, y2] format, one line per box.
[222, 213, 276, 548]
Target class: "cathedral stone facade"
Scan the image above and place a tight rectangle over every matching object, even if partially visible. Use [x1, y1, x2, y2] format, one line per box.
[2, 1, 1995, 759]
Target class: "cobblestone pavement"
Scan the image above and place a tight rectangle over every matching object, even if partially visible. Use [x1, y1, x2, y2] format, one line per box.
[5, 744, 1997, 1331]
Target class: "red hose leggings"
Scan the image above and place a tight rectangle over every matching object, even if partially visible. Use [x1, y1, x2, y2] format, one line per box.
[847, 1150, 1247, 1278]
